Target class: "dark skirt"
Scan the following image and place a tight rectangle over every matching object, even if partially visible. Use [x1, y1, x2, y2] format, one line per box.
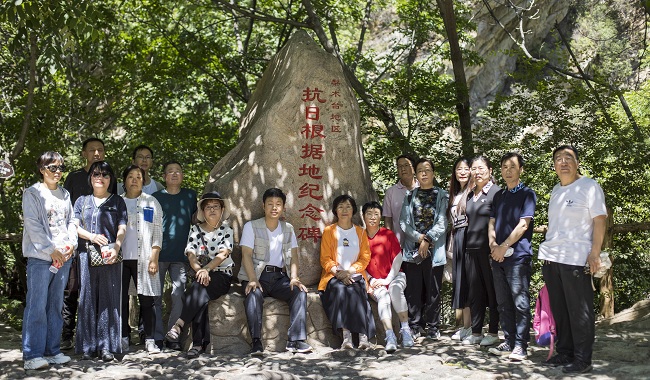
[75, 251, 123, 355]
[451, 226, 469, 309]
[320, 277, 376, 338]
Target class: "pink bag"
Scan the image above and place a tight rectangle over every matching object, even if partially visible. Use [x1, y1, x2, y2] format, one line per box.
[533, 284, 556, 361]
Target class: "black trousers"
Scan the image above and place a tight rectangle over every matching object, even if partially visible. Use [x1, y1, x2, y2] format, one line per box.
[179, 271, 231, 346]
[61, 255, 80, 341]
[244, 271, 307, 341]
[121, 260, 155, 339]
[402, 257, 444, 331]
[542, 261, 595, 364]
[466, 247, 500, 335]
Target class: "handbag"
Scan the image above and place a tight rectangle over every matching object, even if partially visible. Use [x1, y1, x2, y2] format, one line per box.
[188, 226, 212, 278]
[82, 196, 123, 267]
[402, 248, 426, 265]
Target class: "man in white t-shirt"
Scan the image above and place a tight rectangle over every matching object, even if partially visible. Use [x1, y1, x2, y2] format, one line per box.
[383, 154, 419, 245]
[118, 145, 164, 195]
[538, 145, 607, 374]
[239, 188, 312, 356]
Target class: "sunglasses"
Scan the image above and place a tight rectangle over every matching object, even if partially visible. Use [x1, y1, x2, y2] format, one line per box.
[44, 165, 66, 173]
[91, 171, 111, 179]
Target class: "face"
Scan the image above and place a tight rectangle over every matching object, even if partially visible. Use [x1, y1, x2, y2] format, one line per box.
[91, 168, 111, 191]
[500, 157, 523, 184]
[202, 200, 223, 221]
[397, 158, 415, 183]
[40, 160, 65, 185]
[470, 159, 492, 186]
[82, 141, 105, 165]
[553, 149, 579, 178]
[363, 208, 381, 229]
[455, 161, 470, 187]
[133, 148, 153, 173]
[263, 196, 285, 220]
[415, 162, 434, 187]
[125, 168, 144, 193]
[336, 200, 354, 221]
[163, 163, 183, 186]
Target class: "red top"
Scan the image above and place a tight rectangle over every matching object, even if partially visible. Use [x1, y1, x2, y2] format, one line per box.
[366, 227, 401, 280]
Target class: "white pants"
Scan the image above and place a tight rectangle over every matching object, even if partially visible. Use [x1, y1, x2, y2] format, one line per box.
[369, 272, 408, 321]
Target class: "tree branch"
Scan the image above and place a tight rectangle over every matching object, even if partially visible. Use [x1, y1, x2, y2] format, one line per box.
[212, 0, 310, 29]
[11, 31, 37, 160]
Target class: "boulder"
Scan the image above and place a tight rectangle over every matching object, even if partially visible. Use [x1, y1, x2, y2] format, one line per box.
[204, 30, 377, 286]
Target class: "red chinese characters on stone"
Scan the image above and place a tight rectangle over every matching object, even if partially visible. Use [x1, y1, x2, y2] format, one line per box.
[300, 144, 325, 160]
[302, 87, 327, 103]
[331, 125, 341, 133]
[301, 124, 326, 139]
[298, 183, 323, 200]
[299, 203, 324, 221]
[305, 106, 320, 120]
[298, 164, 322, 179]
[297, 226, 322, 242]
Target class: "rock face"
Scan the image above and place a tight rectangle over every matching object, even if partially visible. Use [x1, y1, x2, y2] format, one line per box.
[204, 30, 377, 286]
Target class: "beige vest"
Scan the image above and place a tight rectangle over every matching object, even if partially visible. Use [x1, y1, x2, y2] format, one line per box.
[238, 218, 295, 281]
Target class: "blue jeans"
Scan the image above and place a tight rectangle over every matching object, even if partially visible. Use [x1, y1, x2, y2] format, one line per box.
[491, 261, 531, 350]
[155, 262, 187, 339]
[22, 257, 72, 360]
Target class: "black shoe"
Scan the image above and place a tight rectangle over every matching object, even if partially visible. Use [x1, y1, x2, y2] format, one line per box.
[166, 340, 183, 351]
[138, 331, 146, 345]
[186, 346, 204, 359]
[60, 339, 73, 350]
[250, 338, 264, 357]
[426, 328, 441, 340]
[544, 353, 573, 367]
[286, 340, 313, 354]
[81, 352, 96, 361]
[101, 350, 114, 362]
[563, 360, 592, 374]
[155, 340, 164, 351]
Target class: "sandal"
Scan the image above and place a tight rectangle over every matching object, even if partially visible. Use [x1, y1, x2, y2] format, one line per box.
[165, 323, 182, 343]
[186, 346, 204, 359]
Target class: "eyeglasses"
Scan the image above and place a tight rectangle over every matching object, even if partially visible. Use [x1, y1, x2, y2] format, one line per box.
[135, 155, 152, 161]
[204, 205, 222, 212]
[470, 167, 488, 173]
[91, 171, 110, 179]
[44, 165, 66, 173]
[554, 156, 576, 164]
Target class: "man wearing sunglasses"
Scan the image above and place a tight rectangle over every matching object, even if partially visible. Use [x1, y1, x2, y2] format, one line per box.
[60, 138, 117, 350]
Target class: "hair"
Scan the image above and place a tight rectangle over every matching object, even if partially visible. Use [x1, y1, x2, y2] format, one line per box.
[395, 154, 416, 168]
[552, 145, 579, 162]
[87, 161, 117, 190]
[162, 160, 183, 174]
[362, 201, 382, 215]
[82, 137, 105, 151]
[36, 151, 64, 179]
[470, 155, 496, 184]
[415, 157, 435, 173]
[332, 194, 357, 218]
[500, 152, 525, 168]
[447, 157, 471, 219]
[131, 144, 154, 160]
[262, 187, 286, 204]
[122, 164, 146, 183]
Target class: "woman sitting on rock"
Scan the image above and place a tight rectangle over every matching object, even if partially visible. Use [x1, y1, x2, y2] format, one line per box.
[319, 194, 375, 350]
[165, 191, 234, 358]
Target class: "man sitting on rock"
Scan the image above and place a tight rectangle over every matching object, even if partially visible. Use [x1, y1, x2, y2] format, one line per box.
[239, 188, 312, 356]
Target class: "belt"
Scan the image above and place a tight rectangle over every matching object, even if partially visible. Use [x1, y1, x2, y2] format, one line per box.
[264, 265, 286, 273]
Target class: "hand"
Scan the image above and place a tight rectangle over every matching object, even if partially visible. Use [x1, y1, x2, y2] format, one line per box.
[490, 245, 507, 263]
[196, 268, 211, 286]
[148, 259, 159, 275]
[418, 240, 430, 259]
[93, 234, 109, 246]
[335, 269, 350, 281]
[51, 249, 65, 267]
[587, 252, 601, 275]
[290, 278, 307, 292]
[62, 246, 74, 262]
[107, 248, 119, 264]
[372, 278, 387, 289]
[245, 280, 263, 295]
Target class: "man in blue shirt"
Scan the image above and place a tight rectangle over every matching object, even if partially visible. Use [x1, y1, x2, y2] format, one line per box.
[152, 161, 197, 350]
[487, 152, 537, 361]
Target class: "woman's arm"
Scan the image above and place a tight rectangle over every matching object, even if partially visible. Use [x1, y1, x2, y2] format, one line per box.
[320, 226, 339, 275]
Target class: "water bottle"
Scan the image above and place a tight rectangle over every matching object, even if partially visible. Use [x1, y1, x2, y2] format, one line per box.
[49, 245, 70, 274]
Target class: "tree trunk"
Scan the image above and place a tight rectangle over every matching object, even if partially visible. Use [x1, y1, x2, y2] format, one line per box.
[599, 208, 615, 318]
[436, 0, 473, 157]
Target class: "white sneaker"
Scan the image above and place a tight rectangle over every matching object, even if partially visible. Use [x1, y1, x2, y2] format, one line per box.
[509, 346, 528, 361]
[451, 327, 472, 341]
[462, 334, 483, 345]
[45, 353, 71, 365]
[145, 339, 161, 354]
[24, 357, 49, 370]
[340, 333, 353, 350]
[479, 334, 500, 346]
[400, 327, 415, 348]
[358, 334, 371, 350]
[384, 331, 397, 353]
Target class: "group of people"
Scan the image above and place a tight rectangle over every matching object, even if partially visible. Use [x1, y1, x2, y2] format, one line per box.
[21, 139, 605, 375]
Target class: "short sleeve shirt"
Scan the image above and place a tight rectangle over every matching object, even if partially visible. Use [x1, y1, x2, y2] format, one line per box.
[185, 224, 234, 269]
[490, 184, 537, 266]
[383, 180, 419, 244]
[240, 221, 299, 267]
[74, 194, 128, 250]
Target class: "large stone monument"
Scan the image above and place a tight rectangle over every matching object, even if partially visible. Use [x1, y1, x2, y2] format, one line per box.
[204, 30, 377, 287]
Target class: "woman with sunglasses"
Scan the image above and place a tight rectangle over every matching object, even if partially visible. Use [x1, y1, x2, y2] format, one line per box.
[21, 152, 77, 370]
[74, 161, 127, 362]
[119, 165, 163, 354]
[165, 191, 234, 358]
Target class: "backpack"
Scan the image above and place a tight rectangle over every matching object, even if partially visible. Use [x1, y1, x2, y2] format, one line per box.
[533, 284, 556, 360]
